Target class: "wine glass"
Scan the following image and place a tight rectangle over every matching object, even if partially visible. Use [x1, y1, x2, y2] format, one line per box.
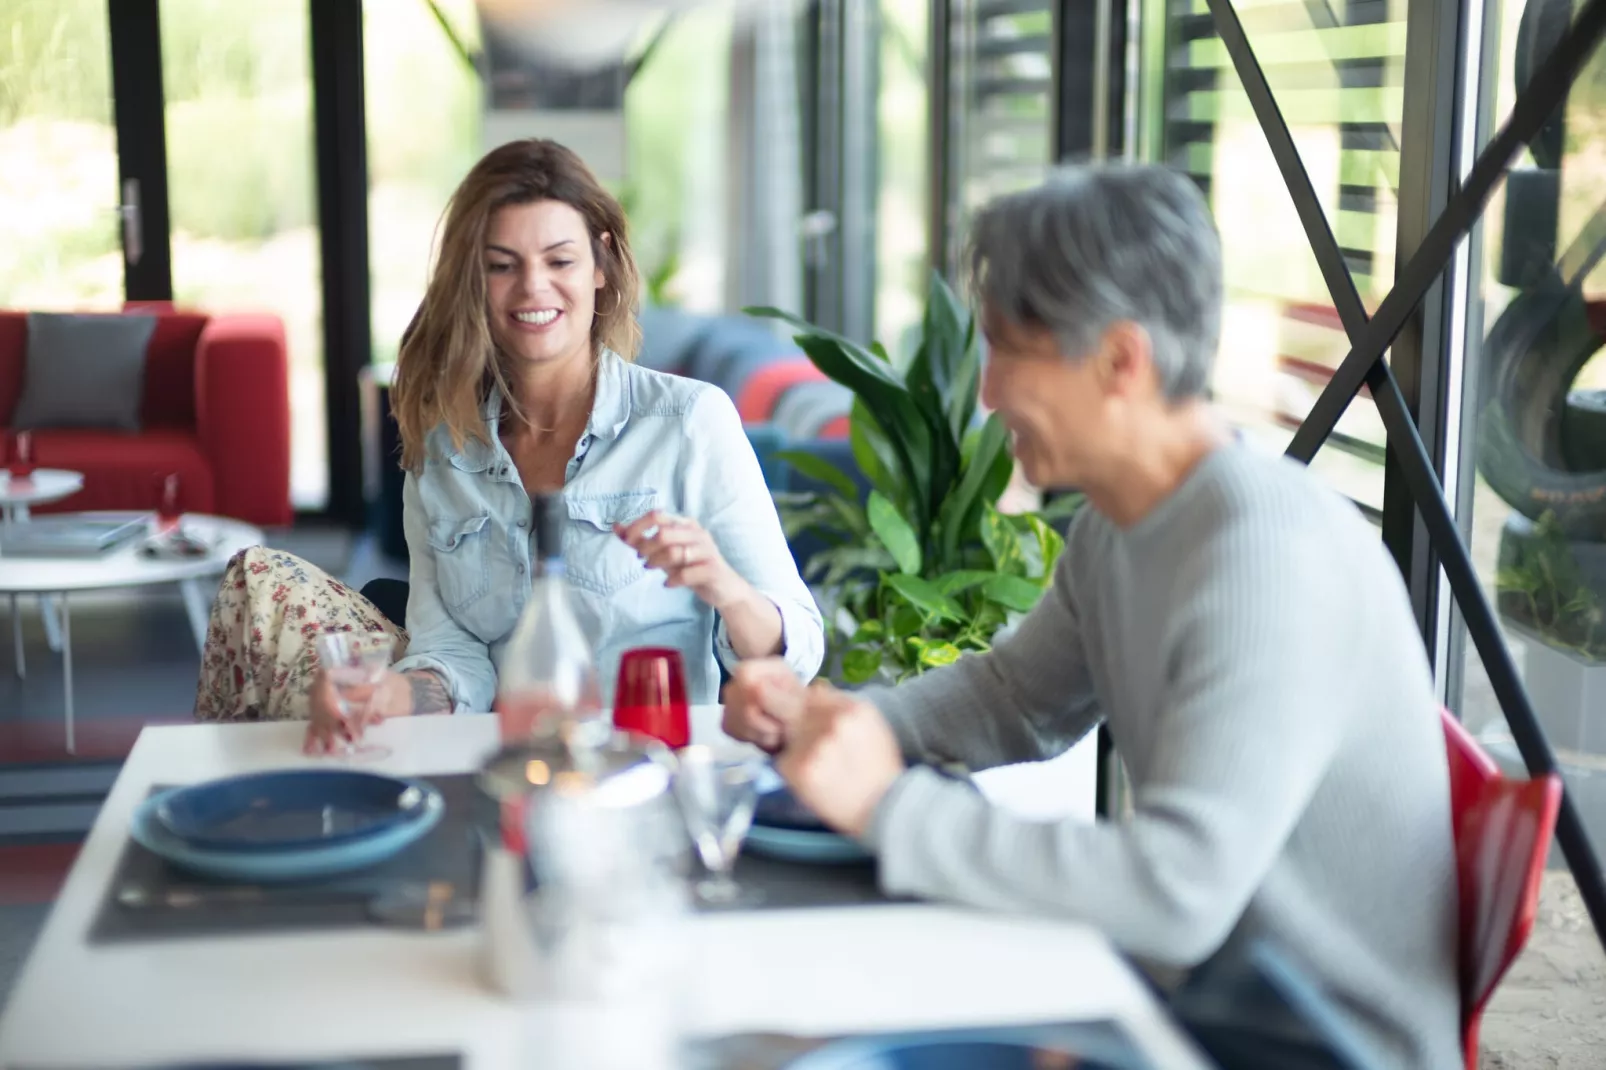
[672, 745, 761, 907]
[314, 630, 395, 761]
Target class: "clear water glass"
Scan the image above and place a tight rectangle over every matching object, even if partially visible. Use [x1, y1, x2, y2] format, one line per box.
[314, 630, 395, 761]
[671, 745, 761, 906]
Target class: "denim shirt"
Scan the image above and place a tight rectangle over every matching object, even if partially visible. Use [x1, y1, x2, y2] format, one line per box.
[389, 348, 825, 711]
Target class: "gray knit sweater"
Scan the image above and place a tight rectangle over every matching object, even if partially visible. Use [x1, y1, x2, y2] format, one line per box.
[863, 443, 1462, 1070]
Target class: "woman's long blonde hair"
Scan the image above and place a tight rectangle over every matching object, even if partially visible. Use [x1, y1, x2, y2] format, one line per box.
[391, 139, 641, 472]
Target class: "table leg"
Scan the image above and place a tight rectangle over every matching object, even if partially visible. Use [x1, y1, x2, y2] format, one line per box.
[180, 577, 211, 653]
[60, 594, 74, 755]
[9, 593, 21, 679]
[39, 594, 62, 653]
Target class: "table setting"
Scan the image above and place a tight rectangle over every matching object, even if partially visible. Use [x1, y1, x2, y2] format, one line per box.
[0, 635, 1198, 1070]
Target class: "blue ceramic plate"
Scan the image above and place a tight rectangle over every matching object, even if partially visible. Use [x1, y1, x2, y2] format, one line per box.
[154, 770, 432, 853]
[746, 823, 871, 865]
[131, 781, 444, 883]
[786, 1032, 1144, 1069]
[753, 763, 830, 832]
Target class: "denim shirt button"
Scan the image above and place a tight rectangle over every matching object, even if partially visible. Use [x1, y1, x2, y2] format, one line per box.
[516, 562, 525, 574]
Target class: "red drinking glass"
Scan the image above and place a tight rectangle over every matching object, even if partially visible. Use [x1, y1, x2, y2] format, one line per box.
[156, 472, 182, 530]
[8, 431, 35, 479]
[613, 646, 691, 749]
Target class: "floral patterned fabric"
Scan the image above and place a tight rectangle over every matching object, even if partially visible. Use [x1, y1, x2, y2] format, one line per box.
[194, 546, 408, 722]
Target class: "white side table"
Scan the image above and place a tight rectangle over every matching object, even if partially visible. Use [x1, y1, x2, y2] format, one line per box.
[0, 512, 262, 753]
[0, 468, 86, 676]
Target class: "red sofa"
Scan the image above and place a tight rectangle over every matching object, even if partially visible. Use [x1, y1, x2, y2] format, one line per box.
[0, 308, 292, 527]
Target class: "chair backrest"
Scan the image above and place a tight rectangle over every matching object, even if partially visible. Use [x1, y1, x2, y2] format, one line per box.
[1439, 709, 1562, 1067]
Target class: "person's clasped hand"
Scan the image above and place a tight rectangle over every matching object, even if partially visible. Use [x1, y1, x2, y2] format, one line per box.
[722, 658, 905, 840]
[303, 669, 412, 755]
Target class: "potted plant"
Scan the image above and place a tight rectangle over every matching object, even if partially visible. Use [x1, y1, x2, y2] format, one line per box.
[747, 273, 1081, 685]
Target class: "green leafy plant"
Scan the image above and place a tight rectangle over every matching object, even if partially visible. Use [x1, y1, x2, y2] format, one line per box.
[747, 272, 1084, 684]
[1496, 510, 1606, 661]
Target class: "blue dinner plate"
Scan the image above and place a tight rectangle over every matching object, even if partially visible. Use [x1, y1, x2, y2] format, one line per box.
[131, 781, 444, 883]
[787, 1038, 1131, 1069]
[747, 763, 870, 864]
[746, 823, 871, 864]
[154, 770, 432, 853]
[753, 763, 830, 832]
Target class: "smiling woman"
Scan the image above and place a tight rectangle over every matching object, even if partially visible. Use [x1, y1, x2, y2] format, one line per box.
[193, 139, 824, 745]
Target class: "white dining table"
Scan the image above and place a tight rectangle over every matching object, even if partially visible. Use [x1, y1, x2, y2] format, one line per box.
[0, 709, 1209, 1070]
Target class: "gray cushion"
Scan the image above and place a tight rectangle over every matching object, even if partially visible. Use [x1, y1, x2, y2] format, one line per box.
[11, 312, 156, 432]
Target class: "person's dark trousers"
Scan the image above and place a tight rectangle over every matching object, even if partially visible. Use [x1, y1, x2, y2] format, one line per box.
[360, 579, 410, 631]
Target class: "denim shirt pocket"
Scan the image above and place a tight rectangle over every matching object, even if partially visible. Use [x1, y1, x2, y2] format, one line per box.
[426, 512, 493, 613]
[564, 490, 659, 596]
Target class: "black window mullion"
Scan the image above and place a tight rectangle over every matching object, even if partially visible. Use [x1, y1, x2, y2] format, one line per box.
[107, 0, 173, 303]
[310, 0, 372, 529]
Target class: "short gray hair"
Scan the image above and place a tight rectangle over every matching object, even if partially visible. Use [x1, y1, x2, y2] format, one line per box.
[967, 161, 1223, 401]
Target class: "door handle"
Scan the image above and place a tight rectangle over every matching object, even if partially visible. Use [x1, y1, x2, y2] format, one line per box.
[120, 178, 142, 267]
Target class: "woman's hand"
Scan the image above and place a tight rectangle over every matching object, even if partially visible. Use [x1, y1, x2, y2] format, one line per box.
[303, 668, 414, 755]
[615, 511, 750, 610]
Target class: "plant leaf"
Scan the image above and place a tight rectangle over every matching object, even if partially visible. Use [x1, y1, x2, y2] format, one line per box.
[885, 573, 964, 621]
[849, 399, 902, 506]
[888, 601, 925, 640]
[841, 647, 883, 684]
[795, 334, 934, 525]
[868, 491, 922, 575]
[913, 640, 963, 669]
[1038, 492, 1087, 523]
[933, 569, 1000, 596]
[851, 618, 885, 643]
[938, 412, 1013, 566]
[981, 504, 1026, 576]
[982, 573, 1047, 612]
[775, 450, 859, 501]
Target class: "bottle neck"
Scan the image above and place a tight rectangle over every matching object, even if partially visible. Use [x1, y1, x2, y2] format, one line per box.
[537, 556, 566, 580]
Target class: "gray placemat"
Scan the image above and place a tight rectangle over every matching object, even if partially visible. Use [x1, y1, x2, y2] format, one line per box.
[682, 1019, 1160, 1069]
[13, 1056, 461, 1070]
[715, 851, 895, 912]
[88, 775, 489, 945]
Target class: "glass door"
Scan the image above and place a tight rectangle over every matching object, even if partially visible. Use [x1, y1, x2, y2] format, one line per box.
[0, 0, 122, 311]
[157, 0, 325, 510]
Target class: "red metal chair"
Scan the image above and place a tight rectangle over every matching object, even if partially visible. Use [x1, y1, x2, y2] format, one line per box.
[1440, 709, 1562, 1070]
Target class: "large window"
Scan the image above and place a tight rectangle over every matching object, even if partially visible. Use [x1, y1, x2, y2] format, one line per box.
[0, 0, 119, 311]
[1142, 0, 1410, 519]
[363, 0, 483, 370]
[159, 0, 322, 507]
[876, 0, 929, 350]
[1455, 0, 1606, 861]
[625, 7, 733, 314]
[942, 0, 1055, 276]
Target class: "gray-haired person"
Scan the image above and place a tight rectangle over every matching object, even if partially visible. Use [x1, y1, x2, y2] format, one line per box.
[723, 162, 1461, 1069]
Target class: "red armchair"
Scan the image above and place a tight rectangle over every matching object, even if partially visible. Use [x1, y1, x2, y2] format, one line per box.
[0, 308, 292, 527]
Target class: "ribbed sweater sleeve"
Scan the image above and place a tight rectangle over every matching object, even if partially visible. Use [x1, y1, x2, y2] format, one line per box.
[862, 516, 1357, 968]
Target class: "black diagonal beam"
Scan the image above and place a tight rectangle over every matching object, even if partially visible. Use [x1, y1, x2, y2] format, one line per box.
[1202, 0, 1606, 950]
[1285, 0, 1606, 462]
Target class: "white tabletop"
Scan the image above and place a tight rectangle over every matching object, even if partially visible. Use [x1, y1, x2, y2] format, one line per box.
[0, 513, 262, 593]
[0, 469, 83, 508]
[0, 711, 1205, 1070]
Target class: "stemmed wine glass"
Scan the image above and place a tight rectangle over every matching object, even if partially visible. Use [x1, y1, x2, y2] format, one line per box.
[672, 745, 761, 907]
[314, 630, 395, 761]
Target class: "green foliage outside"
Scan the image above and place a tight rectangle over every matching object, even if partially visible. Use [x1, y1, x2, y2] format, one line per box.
[1497, 510, 1606, 662]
